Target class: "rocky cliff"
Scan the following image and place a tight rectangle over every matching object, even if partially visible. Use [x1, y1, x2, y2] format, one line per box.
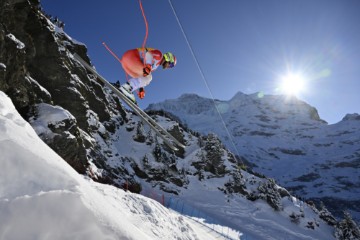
[0, 0, 126, 182]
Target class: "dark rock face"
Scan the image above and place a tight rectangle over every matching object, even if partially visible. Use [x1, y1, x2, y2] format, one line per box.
[0, 0, 124, 177]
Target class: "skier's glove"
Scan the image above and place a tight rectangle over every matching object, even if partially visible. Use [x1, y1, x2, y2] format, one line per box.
[143, 64, 152, 76]
[138, 88, 145, 99]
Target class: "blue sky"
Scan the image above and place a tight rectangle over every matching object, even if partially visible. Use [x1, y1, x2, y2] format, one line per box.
[41, 0, 360, 124]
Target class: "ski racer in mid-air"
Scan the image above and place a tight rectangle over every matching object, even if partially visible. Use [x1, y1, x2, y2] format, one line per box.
[118, 48, 177, 104]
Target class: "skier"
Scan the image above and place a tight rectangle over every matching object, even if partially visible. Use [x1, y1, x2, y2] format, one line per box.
[119, 48, 177, 103]
[73, 52, 185, 151]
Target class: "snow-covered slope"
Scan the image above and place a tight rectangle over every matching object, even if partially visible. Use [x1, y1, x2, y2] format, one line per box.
[147, 92, 360, 221]
[0, 91, 226, 240]
[95, 106, 337, 239]
[1, 90, 340, 239]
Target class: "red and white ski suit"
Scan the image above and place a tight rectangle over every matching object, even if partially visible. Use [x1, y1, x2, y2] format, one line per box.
[120, 48, 163, 91]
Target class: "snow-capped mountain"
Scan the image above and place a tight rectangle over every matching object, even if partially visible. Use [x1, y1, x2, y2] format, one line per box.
[1, 0, 359, 239]
[147, 92, 360, 223]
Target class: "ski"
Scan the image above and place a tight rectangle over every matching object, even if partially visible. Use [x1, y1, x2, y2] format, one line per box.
[73, 53, 185, 151]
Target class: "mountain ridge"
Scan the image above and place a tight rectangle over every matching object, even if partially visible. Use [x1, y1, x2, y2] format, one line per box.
[147, 92, 360, 222]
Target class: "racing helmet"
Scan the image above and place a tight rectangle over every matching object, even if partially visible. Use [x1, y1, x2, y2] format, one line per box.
[163, 52, 177, 68]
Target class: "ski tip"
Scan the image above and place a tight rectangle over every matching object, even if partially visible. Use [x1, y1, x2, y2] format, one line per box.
[166, 142, 185, 152]
[177, 143, 186, 149]
[172, 142, 186, 151]
[171, 141, 186, 150]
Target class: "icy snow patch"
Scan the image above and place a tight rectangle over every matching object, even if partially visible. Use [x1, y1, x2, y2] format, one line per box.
[0, 63, 6, 70]
[6, 34, 25, 49]
[25, 76, 51, 98]
[86, 110, 107, 135]
[29, 103, 76, 136]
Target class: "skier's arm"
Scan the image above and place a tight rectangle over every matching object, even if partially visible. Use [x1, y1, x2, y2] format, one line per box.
[143, 64, 152, 76]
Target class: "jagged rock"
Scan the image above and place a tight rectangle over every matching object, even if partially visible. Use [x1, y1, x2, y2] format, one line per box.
[319, 202, 337, 226]
[203, 133, 226, 176]
[256, 178, 283, 211]
[0, 0, 126, 180]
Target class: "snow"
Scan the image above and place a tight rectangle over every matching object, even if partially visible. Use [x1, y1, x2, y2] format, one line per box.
[0, 91, 225, 240]
[25, 76, 52, 98]
[173, 175, 334, 240]
[0, 63, 6, 70]
[6, 33, 25, 49]
[0, 81, 339, 239]
[95, 110, 335, 239]
[29, 103, 76, 137]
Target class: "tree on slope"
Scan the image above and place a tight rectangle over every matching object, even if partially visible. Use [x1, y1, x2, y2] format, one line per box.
[335, 211, 360, 240]
[319, 201, 337, 226]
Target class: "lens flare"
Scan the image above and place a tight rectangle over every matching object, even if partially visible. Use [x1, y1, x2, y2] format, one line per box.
[279, 72, 305, 96]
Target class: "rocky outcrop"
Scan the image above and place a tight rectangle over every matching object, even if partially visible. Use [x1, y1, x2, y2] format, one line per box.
[0, 0, 124, 177]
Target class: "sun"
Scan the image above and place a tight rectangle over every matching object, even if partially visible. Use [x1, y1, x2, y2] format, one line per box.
[279, 72, 305, 96]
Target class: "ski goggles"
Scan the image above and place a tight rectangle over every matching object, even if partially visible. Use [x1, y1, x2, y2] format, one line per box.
[164, 53, 176, 68]
[168, 62, 175, 68]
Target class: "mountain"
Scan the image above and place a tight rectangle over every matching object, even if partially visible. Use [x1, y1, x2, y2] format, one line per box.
[1, 0, 359, 239]
[0, 90, 337, 239]
[0, 91, 229, 240]
[147, 92, 360, 223]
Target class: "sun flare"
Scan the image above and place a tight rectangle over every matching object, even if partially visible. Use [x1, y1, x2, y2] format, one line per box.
[279, 73, 305, 96]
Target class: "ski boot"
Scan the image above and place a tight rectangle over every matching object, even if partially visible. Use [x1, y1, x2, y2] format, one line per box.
[119, 82, 137, 105]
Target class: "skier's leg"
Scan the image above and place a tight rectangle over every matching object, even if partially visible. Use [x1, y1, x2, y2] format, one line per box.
[119, 75, 152, 104]
[120, 81, 137, 104]
[138, 75, 152, 88]
[127, 78, 141, 91]
[126, 75, 152, 92]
